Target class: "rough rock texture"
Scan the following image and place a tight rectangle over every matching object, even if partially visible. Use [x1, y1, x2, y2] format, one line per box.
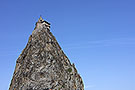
[9, 17, 84, 90]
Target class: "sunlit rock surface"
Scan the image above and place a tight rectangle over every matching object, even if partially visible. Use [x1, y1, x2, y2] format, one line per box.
[9, 17, 84, 90]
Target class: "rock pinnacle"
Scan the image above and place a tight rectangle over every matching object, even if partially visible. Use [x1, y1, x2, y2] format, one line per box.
[9, 17, 84, 90]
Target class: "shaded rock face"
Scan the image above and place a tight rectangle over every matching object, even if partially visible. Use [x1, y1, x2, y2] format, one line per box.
[9, 17, 84, 90]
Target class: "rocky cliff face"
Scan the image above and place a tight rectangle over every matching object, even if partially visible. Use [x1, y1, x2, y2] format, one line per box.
[9, 17, 84, 90]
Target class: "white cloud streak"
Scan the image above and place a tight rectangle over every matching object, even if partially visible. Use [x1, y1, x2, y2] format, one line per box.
[85, 85, 96, 89]
[62, 37, 135, 49]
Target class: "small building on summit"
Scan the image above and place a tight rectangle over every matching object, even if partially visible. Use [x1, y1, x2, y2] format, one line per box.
[35, 16, 50, 30]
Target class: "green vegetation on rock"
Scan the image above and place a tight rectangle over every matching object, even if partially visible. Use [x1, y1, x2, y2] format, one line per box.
[67, 67, 72, 73]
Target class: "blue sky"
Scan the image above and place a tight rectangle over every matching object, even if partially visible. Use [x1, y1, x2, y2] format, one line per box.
[0, 0, 135, 90]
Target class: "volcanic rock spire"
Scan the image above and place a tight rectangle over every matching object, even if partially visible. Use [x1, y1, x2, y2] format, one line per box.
[9, 17, 84, 90]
